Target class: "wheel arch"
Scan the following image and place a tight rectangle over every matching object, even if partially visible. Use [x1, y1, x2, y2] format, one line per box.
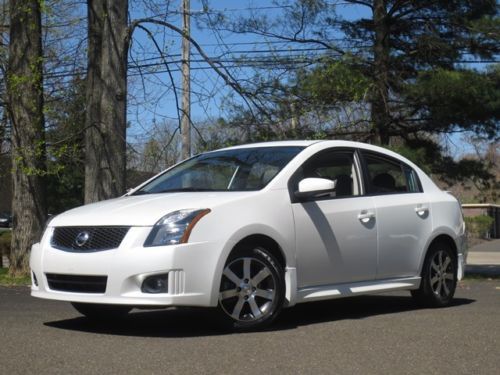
[230, 234, 287, 270]
[209, 226, 296, 307]
[419, 232, 459, 275]
[228, 233, 298, 307]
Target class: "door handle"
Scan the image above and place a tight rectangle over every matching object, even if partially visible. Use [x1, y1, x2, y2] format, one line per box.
[358, 210, 375, 223]
[415, 205, 429, 216]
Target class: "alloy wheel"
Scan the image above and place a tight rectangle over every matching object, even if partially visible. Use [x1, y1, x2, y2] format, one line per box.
[219, 256, 277, 322]
[429, 250, 455, 299]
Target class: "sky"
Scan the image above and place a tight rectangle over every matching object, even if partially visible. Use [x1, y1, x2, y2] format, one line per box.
[39, 0, 491, 159]
[125, 0, 372, 146]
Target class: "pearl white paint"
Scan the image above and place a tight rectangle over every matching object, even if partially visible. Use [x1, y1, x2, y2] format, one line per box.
[30, 140, 466, 308]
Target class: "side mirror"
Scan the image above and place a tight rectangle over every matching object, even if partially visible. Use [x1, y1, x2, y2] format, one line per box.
[295, 177, 336, 200]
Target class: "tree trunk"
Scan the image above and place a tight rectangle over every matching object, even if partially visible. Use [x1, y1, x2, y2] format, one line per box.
[85, 0, 128, 203]
[371, 0, 391, 145]
[7, 0, 46, 276]
[181, 0, 191, 160]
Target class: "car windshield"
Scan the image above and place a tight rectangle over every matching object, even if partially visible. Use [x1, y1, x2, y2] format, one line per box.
[134, 146, 304, 194]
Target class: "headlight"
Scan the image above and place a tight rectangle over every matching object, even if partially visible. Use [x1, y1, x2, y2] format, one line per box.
[144, 209, 211, 247]
[41, 215, 56, 242]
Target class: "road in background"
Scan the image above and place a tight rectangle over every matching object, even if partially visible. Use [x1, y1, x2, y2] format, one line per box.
[1, 280, 499, 375]
[467, 239, 500, 277]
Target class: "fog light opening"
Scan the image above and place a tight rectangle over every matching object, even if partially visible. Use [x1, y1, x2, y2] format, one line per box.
[141, 274, 168, 294]
[32, 272, 39, 287]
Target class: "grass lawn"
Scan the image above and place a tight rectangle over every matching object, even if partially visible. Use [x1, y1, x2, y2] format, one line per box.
[0, 268, 31, 286]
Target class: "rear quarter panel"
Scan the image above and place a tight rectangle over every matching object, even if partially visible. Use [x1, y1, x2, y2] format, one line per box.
[422, 191, 466, 272]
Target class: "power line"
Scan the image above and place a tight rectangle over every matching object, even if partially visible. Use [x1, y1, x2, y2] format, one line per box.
[128, 46, 345, 64]
[149, 1, 362, 17]
[42, 57, 498, 81]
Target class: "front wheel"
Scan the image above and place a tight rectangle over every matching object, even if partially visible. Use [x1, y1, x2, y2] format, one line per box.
[412, 242, 457, 307]
[218, 246, 285, 330]
[71, 302, 132, 320]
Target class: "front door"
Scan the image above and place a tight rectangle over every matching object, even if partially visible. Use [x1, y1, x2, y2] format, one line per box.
[291, 149, 378, 288]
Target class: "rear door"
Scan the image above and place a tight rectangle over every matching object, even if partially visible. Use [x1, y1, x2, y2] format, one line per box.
[360, 151, 432, 279]
[291, 148, 378, 288]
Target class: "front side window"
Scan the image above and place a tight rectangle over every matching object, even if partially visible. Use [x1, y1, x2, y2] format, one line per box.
[134, 146, 304, 194]
[363, 153, 421, 194]
[292, 150, 360, 199]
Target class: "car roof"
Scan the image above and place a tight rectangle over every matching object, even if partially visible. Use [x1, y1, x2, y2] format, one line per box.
[218, 140, 321, 150]
[217, 139, 390, 152]
[215, 140, 419, 169]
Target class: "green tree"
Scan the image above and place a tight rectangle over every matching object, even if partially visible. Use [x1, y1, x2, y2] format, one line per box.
[221, 0, 498, 137]
[215, 0, 499, 182]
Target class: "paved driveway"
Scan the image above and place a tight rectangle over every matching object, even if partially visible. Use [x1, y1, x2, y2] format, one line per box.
[467, 239, 500, 276]
[1, 280, 499, 375]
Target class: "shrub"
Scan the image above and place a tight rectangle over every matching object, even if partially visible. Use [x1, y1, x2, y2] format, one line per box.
[465, 215, 494, 239]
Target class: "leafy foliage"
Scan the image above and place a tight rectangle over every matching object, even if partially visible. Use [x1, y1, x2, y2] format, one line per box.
[404, 67, 500, 138]
[465, 215, 495, 239]
[220, 0, 499, 185]
[295, 57, 370, 105]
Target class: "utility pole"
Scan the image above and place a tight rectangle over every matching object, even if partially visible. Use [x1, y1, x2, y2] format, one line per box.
[181, 0, 191, 160]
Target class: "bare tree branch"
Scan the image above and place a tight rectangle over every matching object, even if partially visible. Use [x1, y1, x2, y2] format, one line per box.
[128, 17, 267, 119]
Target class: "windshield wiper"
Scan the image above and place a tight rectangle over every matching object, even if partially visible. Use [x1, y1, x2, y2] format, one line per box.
[156, 187, 216, 193]
[132, 187, 217, 195]
[131, 190, 150, 196]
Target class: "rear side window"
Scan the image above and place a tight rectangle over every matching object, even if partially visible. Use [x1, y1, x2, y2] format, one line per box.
[363, 153, 421, 194]
[404, 166, 421, 193]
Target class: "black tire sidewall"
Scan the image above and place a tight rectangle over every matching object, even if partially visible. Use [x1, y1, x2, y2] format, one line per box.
[421, 243, 457, 307]
[219, 246, 286, 330]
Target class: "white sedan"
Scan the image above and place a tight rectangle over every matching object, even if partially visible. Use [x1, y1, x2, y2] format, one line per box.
[30, 140, 466, 330]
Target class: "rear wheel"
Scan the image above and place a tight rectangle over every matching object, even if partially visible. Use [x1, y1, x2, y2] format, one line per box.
[218, 246, 285, 330]
[71, 302, 132, 320]
[412, 242, 457, 307]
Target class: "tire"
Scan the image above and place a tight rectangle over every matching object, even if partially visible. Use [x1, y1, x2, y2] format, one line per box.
[71, 302, 132, 321]
[218, 246, 285, 330]
[411, 242, 457, 307]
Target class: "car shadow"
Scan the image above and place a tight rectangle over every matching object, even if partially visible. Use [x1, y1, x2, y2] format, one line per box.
[44, 294, 475, 338]
[276, 295, 474, 330]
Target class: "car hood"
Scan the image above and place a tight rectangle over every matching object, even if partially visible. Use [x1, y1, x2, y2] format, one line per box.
[49, 192, 254, 227]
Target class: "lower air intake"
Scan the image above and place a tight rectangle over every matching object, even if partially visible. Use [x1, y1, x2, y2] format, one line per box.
[46, 273, 107, 294]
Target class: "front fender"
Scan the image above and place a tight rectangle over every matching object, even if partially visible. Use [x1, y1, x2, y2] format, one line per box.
[208, 223, 297, 307]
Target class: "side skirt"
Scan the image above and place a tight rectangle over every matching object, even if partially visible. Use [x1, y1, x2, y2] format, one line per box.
[296, 277, 421, 304]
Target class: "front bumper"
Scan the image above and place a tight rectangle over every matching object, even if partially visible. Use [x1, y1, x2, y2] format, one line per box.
[30, 227, 224, 307]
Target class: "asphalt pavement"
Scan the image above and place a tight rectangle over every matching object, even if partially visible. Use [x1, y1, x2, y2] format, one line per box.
[1, 279, 499, 375]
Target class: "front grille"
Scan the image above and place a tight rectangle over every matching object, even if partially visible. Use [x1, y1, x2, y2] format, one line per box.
[46, 273, 107, 293]
[51, 226, 130, 251]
